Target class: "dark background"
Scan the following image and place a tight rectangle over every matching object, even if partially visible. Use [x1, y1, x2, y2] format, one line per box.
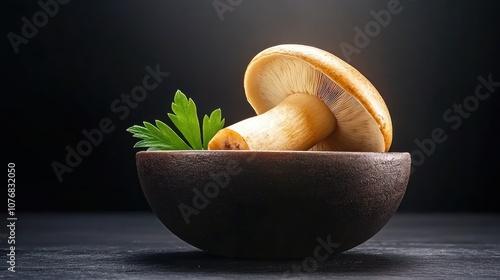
[3, 0, 499, 212]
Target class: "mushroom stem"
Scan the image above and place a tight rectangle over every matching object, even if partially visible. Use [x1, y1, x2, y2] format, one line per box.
[208, 93, 337, 150]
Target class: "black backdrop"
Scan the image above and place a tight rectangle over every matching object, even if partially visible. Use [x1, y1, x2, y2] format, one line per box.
[3, 0, 500, 212]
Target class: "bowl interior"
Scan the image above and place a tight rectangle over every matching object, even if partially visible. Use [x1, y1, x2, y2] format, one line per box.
[136, 151, 411, 259]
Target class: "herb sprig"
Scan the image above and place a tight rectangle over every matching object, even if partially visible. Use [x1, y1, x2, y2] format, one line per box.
[126, 90, 225, 150]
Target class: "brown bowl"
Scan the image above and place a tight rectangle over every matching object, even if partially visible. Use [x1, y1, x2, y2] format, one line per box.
[136, 151, 411, 259]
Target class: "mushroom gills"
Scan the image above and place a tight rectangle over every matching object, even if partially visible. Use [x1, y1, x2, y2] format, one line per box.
[311, 74, 386, 152]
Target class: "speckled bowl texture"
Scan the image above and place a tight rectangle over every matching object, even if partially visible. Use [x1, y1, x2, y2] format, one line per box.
[136, 151, 411, 259]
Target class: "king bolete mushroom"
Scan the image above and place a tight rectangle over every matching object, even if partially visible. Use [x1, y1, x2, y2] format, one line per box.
[208, 44, 392, 152]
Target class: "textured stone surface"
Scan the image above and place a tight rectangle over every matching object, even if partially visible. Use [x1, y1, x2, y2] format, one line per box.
[6, 213, 500, 279]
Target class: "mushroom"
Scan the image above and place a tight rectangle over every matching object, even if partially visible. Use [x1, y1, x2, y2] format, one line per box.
[208, 44, 392, 152]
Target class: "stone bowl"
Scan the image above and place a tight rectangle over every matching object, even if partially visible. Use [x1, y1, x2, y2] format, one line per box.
[136, 150, 411, 259]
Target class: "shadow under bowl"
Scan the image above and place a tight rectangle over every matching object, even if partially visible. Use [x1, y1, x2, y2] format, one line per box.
[136, 150, 411, 259]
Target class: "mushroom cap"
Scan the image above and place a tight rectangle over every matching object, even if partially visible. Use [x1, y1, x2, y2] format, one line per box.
[243, 44, 393, 152]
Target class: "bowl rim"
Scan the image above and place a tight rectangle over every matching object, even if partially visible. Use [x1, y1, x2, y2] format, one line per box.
[136, 150, 410, 156]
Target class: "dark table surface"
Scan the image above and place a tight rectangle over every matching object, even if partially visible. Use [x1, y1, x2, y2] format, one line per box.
[3, 213, 500, 279]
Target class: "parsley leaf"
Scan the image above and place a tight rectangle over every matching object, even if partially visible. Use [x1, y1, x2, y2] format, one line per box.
[202, 108, 225, 149]
[126, 90, 225, 150]
[168, 90, 203, 150]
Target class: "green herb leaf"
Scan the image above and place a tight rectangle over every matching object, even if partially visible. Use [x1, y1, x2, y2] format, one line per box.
[126, 90, 225, 150]
[126, 121, 190, 150]
[202, 109, 225, 149]
[167, 90, 203, 150]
